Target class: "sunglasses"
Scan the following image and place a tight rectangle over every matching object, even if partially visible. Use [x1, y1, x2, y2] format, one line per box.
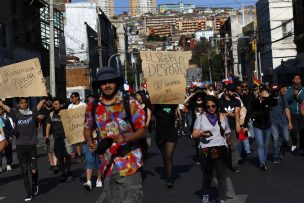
[206, 105, 217, 109]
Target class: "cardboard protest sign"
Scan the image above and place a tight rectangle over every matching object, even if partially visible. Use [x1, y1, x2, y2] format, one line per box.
[60, 105, 87, 145]
[140, 51, 192, 104]
[0, 58, 47, 99]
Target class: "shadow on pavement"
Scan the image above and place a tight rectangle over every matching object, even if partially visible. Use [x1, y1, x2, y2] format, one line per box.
[0, 174, 21, 187]
[155, 164, 194, 181]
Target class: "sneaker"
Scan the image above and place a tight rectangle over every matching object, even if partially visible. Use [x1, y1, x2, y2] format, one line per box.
[6, 165, 12, 171]
[60, 175, 67, 182]
[218, 200, 226, 203]
[32, 185, 39, 196]
[53, 166, 59, 174]
[24, 194, 34, 202]
[84, 180, 92, 191]
[96, 179, 103, 188]
[260, 163, 268, 171]
[291, 146, 298, 155]
[66, 175, 73, 182]
[167, 181, 173, 189]
[273, 158, 280, 164]
[232, 166, 241, 173]
[202, 195, 209, 203]
[246, 152, 253, 160]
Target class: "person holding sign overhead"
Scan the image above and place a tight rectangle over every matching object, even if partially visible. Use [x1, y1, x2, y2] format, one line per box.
[84, 66, 146, 203]
[0, 97, 46, 202]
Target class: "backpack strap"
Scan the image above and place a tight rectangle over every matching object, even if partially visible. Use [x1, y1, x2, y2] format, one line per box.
[123, 94, 135, 132]
[91, 96, 100, 130]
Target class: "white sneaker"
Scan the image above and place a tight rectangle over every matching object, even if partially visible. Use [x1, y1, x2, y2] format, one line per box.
[6, 165, 12, 171]
[96, 179, 103, 188]
[84, 180, 92, 191]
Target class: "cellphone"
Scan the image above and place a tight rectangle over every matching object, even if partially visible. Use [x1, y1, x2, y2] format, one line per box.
[202, 131, 212, 137]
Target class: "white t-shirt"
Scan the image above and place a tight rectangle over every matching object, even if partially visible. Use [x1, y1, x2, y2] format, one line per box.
[193, 112, 230, 148]
[68, 101, 86, 109]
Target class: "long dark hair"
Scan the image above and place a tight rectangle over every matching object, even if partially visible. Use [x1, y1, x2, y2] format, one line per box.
[136, 90, 153, 112]
[203, 95, 225, 136]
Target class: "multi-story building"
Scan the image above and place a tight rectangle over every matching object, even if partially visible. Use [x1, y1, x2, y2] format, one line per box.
[293, 0, 304, 70]
[256, 0, 296, 83]
[0, 0, 66, 98]
[89, 0, 114, 18]
[220, 14, 255, 77]
[129, 0, 156, 16]
[158, 2, 195, 14]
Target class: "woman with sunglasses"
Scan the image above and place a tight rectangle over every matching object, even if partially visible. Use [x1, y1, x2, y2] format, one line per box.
[192, 96, 231, 203]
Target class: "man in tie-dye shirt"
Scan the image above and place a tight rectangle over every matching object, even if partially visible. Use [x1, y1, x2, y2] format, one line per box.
[84, 66, 146, 203]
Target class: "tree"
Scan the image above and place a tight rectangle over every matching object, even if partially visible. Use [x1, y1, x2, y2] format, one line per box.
[191, 38, 224, 82]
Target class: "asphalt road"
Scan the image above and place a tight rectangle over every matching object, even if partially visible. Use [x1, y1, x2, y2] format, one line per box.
[1, 134, 304, 203]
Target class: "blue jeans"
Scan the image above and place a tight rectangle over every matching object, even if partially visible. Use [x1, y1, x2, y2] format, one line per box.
[254, 128, 271, 164]
[271, 121, 290, 158]
[248, 119, 255, 139]
[238, 138, 251, 155]
[83, 143, 99, 170]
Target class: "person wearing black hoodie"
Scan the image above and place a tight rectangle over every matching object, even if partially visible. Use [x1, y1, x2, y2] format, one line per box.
[252, 87, 277, 170]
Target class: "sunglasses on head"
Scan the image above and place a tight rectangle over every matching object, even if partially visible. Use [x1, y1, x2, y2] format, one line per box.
[206, 105, 217, 109]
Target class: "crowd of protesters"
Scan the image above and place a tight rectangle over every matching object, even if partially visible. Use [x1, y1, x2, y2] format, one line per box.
[1, 72, 304, 203]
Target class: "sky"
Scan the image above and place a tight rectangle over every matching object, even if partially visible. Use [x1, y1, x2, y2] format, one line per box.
[72, 0, 257, 13]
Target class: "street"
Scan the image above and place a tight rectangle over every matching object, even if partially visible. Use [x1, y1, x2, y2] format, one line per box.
[1, 134, 304, 203]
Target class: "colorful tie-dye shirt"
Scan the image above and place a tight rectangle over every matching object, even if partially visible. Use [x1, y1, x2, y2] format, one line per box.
[84, 91, 146, 177]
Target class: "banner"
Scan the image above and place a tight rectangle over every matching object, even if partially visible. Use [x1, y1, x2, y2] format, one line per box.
[60, 106, 87, 145]
[0, 58, 47, 99]
[140, 51, 192, 104]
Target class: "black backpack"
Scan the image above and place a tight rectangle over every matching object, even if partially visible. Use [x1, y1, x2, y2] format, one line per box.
[1, 115, 14, 139]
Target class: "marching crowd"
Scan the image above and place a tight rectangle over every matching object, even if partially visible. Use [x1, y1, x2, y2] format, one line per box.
[0, 69, 304, 203]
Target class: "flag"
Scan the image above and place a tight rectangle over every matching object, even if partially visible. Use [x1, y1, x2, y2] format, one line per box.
[252, 75, 261, 86]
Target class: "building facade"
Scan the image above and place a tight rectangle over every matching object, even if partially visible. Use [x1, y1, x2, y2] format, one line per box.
[129, 0, 156, 16]
[158, 2, 195, 14]
[0, 0, 66, 98]
[256, 0, 296, 83]
[293, 0, 304, 70]
[89, 0, 114, 18]
[220, 14, 254, 77]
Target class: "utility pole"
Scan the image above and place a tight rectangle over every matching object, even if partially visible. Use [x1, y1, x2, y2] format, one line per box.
[132, 53, 138, 91]
[96, 8, 103, 68]
[224, 33, 228, 79]
[49, 0, 56, 97]
[208, 52, 212, 84]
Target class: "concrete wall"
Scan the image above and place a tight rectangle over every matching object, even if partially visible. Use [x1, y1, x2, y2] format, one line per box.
[66, 66, 90, 88]
[65, 3, 97, 61]
[257, 0, 296, 82]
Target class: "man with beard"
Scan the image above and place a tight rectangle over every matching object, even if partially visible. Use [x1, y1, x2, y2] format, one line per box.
[38, 97, 58, 173]
[219, 84, 241, 173]
[84, 66, 146, 203]
[45, 98, 72, 182]
[286, 74, 304, 155]
[0, 97, 45, 201]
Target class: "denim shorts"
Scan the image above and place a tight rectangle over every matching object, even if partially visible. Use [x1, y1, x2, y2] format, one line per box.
[83, 143, 99, 170]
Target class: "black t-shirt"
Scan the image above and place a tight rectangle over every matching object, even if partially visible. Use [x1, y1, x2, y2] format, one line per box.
[46, 111, 65, 140]
[39, 107, 53, 136]
[11, 108, 39, 145]
[154, 104, 177, 137]
[219, 96, 241, 130]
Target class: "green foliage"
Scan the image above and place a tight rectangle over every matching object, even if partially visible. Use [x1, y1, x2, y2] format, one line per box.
[191, 38, 224, 82]
[147, 34, 167, 41]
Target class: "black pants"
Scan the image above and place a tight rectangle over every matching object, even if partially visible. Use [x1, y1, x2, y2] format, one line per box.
[290, 114, 304, 149]
[54, 139, 71, 176]
[16, 145, 38, 195]
[0, 140, 13, 167]
[199, 148, 227, 201]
